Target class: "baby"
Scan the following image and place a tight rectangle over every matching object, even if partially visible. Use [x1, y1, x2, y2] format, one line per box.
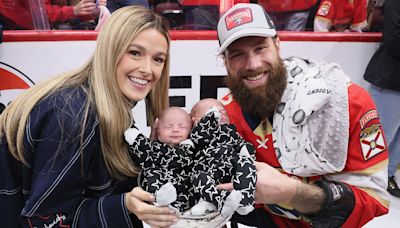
[188, 99, 257, 216]
[124, 107, 196, 211]
[124, 99, 257, 219]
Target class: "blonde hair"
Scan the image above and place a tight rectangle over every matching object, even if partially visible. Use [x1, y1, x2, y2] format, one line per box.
[0, 6, 170, 179]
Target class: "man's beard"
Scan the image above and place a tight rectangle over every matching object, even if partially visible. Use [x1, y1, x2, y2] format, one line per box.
[225, 58, 287, 119]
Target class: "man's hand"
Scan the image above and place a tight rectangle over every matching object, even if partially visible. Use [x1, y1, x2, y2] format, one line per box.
[217, 161, 298, 204]
[217, 161, 325, 214]
[252, 161, 299, 204]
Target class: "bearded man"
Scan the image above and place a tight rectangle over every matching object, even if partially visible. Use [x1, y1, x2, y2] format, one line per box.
[217, 3, 390, 228]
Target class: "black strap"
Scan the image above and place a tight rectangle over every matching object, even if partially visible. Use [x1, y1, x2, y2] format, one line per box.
[307, 180, 355, 228]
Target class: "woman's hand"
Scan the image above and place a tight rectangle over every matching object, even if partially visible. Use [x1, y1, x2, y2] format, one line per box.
[125, 187, 178, 228]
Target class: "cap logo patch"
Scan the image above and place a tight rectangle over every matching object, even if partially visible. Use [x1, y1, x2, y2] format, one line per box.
[225, 8, 253, 30]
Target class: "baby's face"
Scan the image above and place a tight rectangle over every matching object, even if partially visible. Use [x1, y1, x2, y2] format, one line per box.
[157, 109, 191, 146]
[193, 101, 229, 125]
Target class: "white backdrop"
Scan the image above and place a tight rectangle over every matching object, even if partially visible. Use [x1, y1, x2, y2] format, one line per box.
[0, 39, 379, 135]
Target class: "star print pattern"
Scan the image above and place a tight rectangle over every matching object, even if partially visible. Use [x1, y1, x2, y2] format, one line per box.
[125, 110, 257, 214]
[190, 113, 257, 214]
[126, 129, 195, 211]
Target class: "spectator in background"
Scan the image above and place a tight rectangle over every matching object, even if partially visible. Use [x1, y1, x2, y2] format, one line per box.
[256, 0, 319, 31]
[153, 0, 185, 30]
[107, 0, 149, 13]
[0, 0, 107, 30]
[45, 0, 107, 30]
[178, 0, 259, 30]
[152, 0, 220, 30]
[366, 0, 384, 32]
[0, 0, 35, 29]
[152, 0, 254, 30]
[181, 0, 219, 30]
[364, 0, 400, 198]
[314, 0, 368, 32]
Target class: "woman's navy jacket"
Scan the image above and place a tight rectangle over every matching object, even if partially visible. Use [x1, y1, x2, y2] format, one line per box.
[0, 87, 141, 227]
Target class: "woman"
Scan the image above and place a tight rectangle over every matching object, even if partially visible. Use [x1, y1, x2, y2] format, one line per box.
[0, 6, 177, 227]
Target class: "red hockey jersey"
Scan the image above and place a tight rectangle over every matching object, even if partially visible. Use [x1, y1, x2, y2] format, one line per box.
[221, 83, 389, 227]
[258, 0, 318, 12]
[314, 0, 367, 31]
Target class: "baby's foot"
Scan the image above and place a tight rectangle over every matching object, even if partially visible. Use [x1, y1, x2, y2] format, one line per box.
[184, 198, 217, 216]
[220, 190, 242, 218]
[155, 182, 177, 206]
